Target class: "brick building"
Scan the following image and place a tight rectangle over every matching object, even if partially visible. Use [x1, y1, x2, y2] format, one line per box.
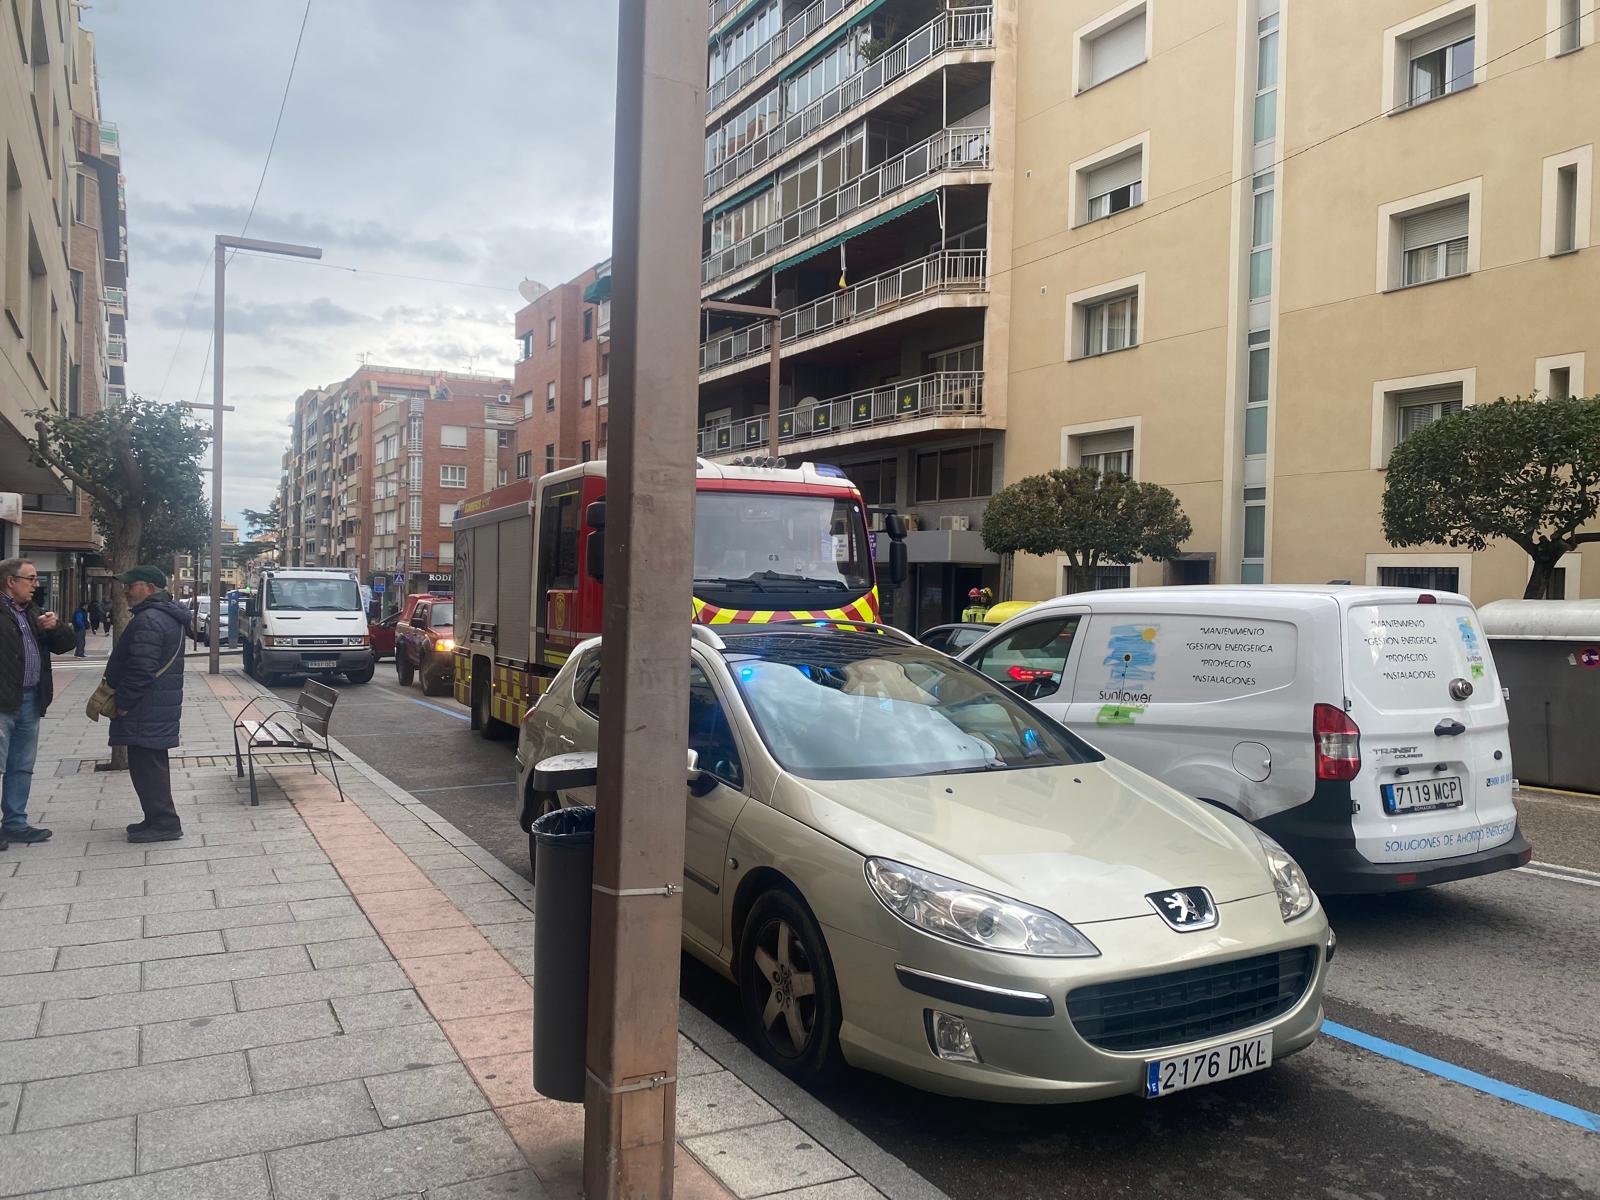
[512, 258, 610, 482]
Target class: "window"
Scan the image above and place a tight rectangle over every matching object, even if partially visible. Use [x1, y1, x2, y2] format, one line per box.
[1081, 292, 1139, 357]
[969, 618, 1081, 702]
[22, 489, 74, 513]
[1537, 353, 1585, 398]
[583, 309, 593, 340]
[1077, 2, 1147, 92]
[1555, 164, 1579, 253]
[1084, 151, 1142, 223]
[1552, 0, 1586, 54]
[575, 652, 603, 718]
[581, 440, 592, 463]
[440, 465, 468, 489]
[546, 381, 556, 412]
[497, 468, 508, 486]
[1403, 12, 1475, 108]
[497, 430, 512, 448]
[582, 375, 592, 407]
[1250, 170, 1275, 299]
[440, 424, 467, 449]
[1401, 200, 1470, 286]
[1241, 486, 1267, 583]
[1548, 366, 1572, 399]
[1246, 329, 1270, 456]
[439, 503, 456, 525]
[516, 451, 531, 480]
[1396, 385, 1463, 442]
[688, 665, 743, 789]
[546, 315, 557, 346]
[520, 392, 533, 418]
[544, 443, 555, 474]
[914, 443, 994, 502]
[1254, 7, 1279, 143]
[844, 457, 898, 507]
[1077, 429, 1134, 477]
[518, 331, 534, 361]
[1542, 146, 1592, 256]
[1379, 565, 1460, 591]
[537, 485, 582, 594]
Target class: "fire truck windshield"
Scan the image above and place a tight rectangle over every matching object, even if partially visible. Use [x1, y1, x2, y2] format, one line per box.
[693, 492, 870, 608]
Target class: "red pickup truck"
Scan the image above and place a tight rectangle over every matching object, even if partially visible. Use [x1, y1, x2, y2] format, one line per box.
[396, 592, 455, 696]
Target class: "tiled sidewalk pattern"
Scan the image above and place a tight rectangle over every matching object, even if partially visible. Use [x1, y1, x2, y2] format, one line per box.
[0, 666, 887, 1199]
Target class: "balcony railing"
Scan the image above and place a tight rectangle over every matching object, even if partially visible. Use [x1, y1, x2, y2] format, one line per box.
[98, 122, 119, 156]
[705, 5, 993, 199]
[698, 369, 984, 456]
[596, 298, 611, 338]
[710, 0, 743, 28]
[104, 286, 126, 310]
[702, 249, 987, 372]
[598, 374, 610, 404]
[107, 336, 126, 363]
[708, 0, 867, 114]
[703, 125, 990, 286]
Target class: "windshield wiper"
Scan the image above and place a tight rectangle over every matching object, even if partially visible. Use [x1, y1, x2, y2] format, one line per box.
[751, 571, 848, 589]
[694, 576, 766, 592]
[309, 604, 354, 610]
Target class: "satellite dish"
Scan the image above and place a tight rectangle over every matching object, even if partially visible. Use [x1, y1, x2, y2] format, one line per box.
[798, 395, 818, 407]
[518, 278, 549, 303]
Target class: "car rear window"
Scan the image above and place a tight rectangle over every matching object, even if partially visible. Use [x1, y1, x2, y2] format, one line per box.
[1345, 603, 1497, 711]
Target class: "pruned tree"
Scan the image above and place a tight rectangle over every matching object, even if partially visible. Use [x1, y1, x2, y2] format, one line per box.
[1382, 395, 1600, 599]
[28, 395, 209, 629]
[241, 498, 280, 540]
[981, 468, 1193, 594]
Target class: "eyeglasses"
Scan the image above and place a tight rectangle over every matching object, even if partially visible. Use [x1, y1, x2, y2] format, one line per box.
[13, 575, 38, 583]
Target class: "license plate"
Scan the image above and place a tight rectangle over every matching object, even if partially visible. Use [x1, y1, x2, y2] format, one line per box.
[1146, 1032, 1272, 1098]
[1382, 776, 1464, 814]
[304, 659, 338, 669]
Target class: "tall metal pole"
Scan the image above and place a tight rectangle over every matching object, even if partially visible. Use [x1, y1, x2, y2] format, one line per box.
[210, 241, 225, 675]
[586, 0, 706, 1195]
[768, 316, 781, 459]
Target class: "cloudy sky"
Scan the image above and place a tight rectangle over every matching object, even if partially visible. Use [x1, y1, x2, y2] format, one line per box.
[89, 0, 620, 528]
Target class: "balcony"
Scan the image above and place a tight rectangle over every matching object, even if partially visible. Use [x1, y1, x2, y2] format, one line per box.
[708, 0, 868, 115]
[104, 286, 126, 313]
[107, 336, 126, 363]
[705, 5, 993, 200]
[703, 125, 990, 288]
[702, 249, 986, 374]
[596, 298, 611, 338]
[598, 374, 610, 404]
[106, 385, 126, 404]
[98, 122, 119, 157]
[698, 369, 983, 457]
[710, 0, 743, 29]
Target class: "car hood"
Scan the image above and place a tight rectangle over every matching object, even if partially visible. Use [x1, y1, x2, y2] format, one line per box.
[776, 759, 1274, 925]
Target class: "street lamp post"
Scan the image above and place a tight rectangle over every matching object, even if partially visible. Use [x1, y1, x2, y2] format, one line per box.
[211, 235, 322, 675]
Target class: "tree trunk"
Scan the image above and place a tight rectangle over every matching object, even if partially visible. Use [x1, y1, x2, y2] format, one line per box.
[102, 513, 142, 773]
[1524, 556, 1562, 600]
[1064, 563, 1099, 595]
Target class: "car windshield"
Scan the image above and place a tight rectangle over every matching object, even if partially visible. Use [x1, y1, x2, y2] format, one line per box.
[430, 602, 454, 627]
[693, 492, 870, 600]
[266, 577, 361, 612]
[727, 633, 1101, 781]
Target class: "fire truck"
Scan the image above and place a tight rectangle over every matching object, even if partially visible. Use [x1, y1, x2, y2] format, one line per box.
[451, 458, 906, 737]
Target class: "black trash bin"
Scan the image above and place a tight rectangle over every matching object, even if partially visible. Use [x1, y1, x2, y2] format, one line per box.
[531, 804, 596, 1102]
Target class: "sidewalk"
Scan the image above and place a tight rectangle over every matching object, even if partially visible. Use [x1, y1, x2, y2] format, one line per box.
[0, 665, 922, 1199]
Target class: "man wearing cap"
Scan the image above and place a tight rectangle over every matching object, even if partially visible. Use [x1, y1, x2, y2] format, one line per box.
[106, 566, 192, 842]
[0, 557, 78, 849]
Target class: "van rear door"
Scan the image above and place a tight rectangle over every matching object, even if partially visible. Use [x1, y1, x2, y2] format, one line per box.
[1342, 598, 1517, 865]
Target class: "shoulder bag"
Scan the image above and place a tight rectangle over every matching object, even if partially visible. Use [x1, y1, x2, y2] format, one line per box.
[86, 639, 182, 723]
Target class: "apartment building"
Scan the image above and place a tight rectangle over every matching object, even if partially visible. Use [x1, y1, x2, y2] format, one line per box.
[173, 521, 241, 597]
[1005, 0, 1598, 603]
[276, 366, 515, 593]
[1, 6, 104, 607]
[694, 0, 1014, 630]
[512, 260, 610, 481]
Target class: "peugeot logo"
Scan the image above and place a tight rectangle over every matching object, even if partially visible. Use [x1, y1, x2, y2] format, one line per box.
[1147, 887, 1218, 931]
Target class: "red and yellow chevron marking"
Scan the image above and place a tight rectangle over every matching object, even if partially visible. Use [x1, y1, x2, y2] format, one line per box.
[691, 587, 880, 627]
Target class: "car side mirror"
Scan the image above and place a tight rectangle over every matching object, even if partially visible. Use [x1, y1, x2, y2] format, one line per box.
[245, 599, 259, 617]
[686, 748, 716, 797]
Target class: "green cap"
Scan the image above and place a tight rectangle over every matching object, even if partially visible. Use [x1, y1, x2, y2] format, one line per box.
[114, 565, 168, 588]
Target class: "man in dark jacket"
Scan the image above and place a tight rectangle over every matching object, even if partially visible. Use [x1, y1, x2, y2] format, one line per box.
[106, 566, 191, 843]
[1, 557, 77, 848]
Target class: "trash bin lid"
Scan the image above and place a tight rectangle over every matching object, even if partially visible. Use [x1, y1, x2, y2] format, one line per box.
[532, 804, 597, 845]
[1479, 598, 1600, 640]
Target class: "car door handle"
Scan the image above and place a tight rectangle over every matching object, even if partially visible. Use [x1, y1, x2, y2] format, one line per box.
[1434, 719, 1466, 737]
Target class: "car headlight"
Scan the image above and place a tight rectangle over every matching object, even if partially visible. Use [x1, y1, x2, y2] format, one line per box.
[864, 858, 1099, 958]
[1256, 831, 1314, 921]
[436, 638, 454, 651]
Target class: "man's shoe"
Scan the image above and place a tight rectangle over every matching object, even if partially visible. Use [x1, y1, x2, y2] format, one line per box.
[6, 826, 52, 844]
[125, 821, 150, 835]
[127, 826, 182, 843]
[0, 835, 8, 851]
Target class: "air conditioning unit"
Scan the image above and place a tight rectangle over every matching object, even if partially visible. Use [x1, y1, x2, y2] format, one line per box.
[938, 515, 970, 532]
[497, 393, 511, 405]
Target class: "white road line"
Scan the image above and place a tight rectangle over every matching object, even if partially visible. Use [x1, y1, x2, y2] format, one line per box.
[1518, 867, 1600, 888]
[1530, 859, 1600, 878]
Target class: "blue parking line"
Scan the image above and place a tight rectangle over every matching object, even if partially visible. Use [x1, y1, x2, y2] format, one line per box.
[1322, 1020, 1599, 1134]
[412, 699, 471, 722]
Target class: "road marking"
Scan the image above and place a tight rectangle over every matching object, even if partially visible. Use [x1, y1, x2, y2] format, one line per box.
[409, 780, 515, 795]
[411, 699, 471, 722]
[1531, 860, 1600, 879]
[1518, 867, 1600, 888]
[1322, 1021, 1600, 1134]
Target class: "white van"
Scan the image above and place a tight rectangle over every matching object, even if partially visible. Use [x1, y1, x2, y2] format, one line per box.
[959, 586, 1531, 893]
[243, 567, 375, 686]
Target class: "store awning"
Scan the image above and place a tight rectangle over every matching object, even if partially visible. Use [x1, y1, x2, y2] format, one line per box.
[765, 190, 938, 276]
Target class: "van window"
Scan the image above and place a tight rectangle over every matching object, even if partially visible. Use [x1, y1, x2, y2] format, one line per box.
[1345, 603, 1496, 711]
[968, 617, 1080, 700]
[266, 577, 361, 611]
[1070, 614, 1299, 716]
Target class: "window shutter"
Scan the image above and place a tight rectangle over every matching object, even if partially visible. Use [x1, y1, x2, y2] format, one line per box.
[1085, 152, 1142, 198]
[1401, 200, 1469, 250]
[1088, 12, 1146, 85]
[1408, 13, 1474, 59]
[1079, 429, 1135, 457]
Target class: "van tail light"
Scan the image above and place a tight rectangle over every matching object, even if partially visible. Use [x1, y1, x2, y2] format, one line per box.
[1416, 593, 1437, 604]
[1314, 703, 1361, 781]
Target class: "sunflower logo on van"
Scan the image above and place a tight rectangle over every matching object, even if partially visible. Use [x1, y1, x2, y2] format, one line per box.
[1097, 624, 1158, 724]
[1457, 616, 1486, 679]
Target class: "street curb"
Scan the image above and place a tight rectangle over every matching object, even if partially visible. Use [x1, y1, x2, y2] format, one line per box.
[229, 668, 951, 1200]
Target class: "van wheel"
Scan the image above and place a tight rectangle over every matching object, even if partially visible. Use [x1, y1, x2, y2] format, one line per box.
[345, 662, 375, 684]
[738, 889, 843, 1086]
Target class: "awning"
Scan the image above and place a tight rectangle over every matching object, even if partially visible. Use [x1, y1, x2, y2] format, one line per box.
[710, 0, 767, 43]
[710, 272, 768, 303]
[765, 190, 938, 276]
[582, 274, 612, 304]
[779, 0, 890, 80]
[711, 176, 775, 219]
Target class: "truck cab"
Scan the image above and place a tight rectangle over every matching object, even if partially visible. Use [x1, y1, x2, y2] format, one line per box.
[395, 592, 455, 697]
[243, 567, 375, 687]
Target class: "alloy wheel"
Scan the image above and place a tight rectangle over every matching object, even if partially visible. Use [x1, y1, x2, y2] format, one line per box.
[750, 916, 819, 1059]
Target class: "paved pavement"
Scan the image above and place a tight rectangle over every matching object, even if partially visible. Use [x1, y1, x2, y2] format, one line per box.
[0, 663, 914, 1199]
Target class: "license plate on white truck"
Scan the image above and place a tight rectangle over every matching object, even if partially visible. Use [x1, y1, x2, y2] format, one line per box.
[1145, 1033, 1272, 1098]
[1382, 776, 1464, 814]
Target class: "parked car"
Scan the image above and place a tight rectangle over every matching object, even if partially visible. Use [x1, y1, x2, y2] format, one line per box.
[919, 622, 990, 655]
[959, 585, 1532, 894]
[396, 594, 454, 696]
[369, 609, 399, 662]
[516, 622, 1332, 1103]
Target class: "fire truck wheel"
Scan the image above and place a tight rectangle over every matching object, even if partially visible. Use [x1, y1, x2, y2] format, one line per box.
[474, 685, 514, 740]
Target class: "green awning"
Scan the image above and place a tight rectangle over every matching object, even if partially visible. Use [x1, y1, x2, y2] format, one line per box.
[711, 272, 768, 302]
[779, 0, 889, 80]
[710, 0, 766, 43]
[765, 190, 938, 276]
[582, 274, 612, 304]
[711, 176, 775, 218]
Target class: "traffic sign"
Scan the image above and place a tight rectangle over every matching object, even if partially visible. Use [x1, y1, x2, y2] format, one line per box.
[373, 580, 386, 594]
[1578, 645, 1600, 669]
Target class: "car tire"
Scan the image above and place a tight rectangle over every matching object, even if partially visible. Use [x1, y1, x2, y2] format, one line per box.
[345, 662, 375, 684]
[397, 652, 415, 687]
[421, 654, 451, 697]
[738, 889, 843, 1086]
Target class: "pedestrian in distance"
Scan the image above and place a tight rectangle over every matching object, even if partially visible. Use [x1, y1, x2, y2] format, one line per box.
[0, 558, 77, 849]
[71, 602, 90, 657]
[88, 598, 103, 636]
[105, 566, 191, 843]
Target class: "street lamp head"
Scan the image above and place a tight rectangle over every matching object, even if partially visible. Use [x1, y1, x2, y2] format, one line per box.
[215, 234, 323, 259]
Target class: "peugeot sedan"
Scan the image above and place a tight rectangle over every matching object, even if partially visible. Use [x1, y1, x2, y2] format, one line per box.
[515, 623, 1332, 1103]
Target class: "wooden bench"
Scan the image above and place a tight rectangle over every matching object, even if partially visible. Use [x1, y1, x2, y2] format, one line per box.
[231, 679, 345, 807]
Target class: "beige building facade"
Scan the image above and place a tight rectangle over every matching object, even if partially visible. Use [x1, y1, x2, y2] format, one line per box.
[1006, 0, 1598, 604]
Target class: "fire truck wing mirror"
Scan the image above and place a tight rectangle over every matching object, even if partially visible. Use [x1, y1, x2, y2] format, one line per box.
[890, 539, 908, 587]
[884, 512, 908, 539]
[586, 500, 606, 528]
[585, 529, 605, 582]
